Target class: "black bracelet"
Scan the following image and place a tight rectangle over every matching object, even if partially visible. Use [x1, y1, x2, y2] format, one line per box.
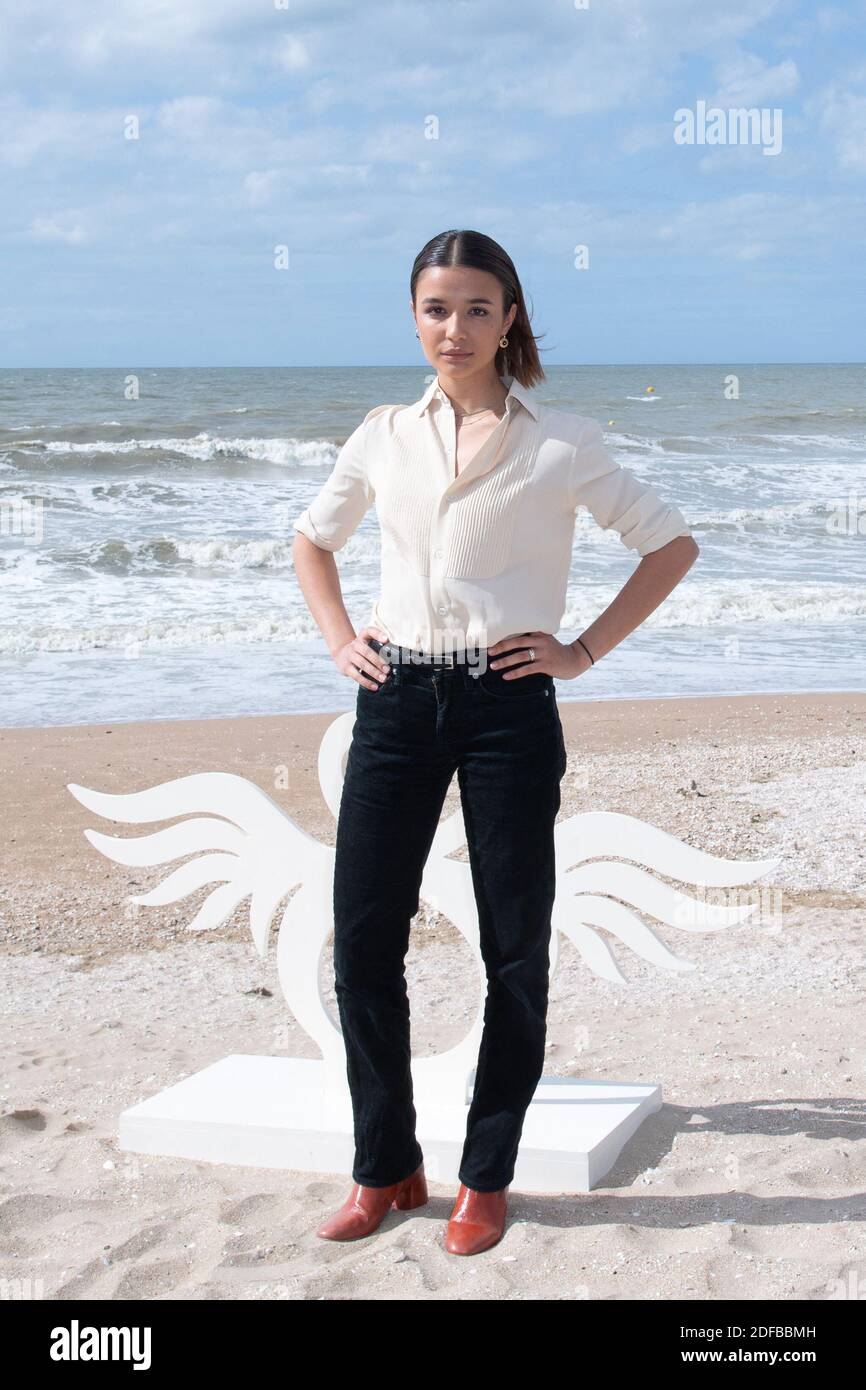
[575, 636, 595, 666]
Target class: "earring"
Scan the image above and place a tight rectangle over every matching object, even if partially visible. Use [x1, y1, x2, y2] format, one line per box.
[499, 335, 508, 348]
[415, 330, 420, 338]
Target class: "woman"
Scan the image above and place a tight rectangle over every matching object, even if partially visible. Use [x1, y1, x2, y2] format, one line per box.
[292, 229, 699, 1256]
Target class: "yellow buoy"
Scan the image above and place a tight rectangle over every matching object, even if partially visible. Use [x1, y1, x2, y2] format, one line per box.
[646, 385, 655, 394]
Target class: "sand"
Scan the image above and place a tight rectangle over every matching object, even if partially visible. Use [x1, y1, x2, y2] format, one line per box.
[1, 690, 864, 1300]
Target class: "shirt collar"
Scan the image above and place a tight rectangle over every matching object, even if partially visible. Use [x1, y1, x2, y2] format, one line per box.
[413, 372, 539, 421]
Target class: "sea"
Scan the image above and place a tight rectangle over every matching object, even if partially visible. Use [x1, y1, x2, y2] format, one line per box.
[1, 364, 864, 728]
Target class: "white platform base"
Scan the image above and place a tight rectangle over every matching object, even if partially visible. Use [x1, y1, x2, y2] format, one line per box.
[118, 1055, 662, 1194]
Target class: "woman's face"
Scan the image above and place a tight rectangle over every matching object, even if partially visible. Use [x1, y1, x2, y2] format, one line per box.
[412, 266, 517, 377]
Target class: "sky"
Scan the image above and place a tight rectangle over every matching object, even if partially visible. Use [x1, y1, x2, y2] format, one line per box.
[1, 0, 864, 367]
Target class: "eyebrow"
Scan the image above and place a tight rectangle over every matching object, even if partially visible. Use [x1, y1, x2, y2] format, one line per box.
[420, 296, 496, 305]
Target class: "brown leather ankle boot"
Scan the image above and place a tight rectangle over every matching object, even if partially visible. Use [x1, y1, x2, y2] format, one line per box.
[444, 1182, 510, 1255]
[315, 1162, 428, 1241]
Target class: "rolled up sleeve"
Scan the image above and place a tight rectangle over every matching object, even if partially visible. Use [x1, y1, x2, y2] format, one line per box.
[570, 418, 692, 556]
[292, 413, 376, 553]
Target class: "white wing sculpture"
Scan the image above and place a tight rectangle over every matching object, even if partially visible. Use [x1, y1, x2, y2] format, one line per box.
[67, 709, 780, 1115]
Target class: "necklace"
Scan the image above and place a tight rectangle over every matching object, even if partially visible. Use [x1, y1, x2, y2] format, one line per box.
[455, 404, 505, 421]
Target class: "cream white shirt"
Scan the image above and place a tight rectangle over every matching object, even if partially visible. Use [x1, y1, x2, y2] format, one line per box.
[293, 374, 692, 655]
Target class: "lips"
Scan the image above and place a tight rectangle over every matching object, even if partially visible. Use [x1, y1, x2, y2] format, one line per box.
[443, 351, 471, 358]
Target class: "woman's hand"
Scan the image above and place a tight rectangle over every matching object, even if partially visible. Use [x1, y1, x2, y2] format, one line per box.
[486, 631, 592, 681]
[335, 626, 393, 690]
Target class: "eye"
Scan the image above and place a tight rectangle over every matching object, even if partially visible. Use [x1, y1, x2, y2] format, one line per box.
[425, 306, 488, 316]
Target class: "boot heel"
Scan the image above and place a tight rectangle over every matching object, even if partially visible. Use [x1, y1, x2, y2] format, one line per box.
[393, 1167, 428, 1211]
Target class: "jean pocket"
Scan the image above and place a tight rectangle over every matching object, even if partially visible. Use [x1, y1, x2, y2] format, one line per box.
[476, 667, 553, 702]
[357, 667, 398, 698]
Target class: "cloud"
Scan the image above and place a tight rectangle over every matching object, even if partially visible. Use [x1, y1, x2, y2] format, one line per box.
[156, 96, 226, 139]
[0, 0, 786, 109]
[712, 52, 800, 106]
[28, 212, 90, 243]
[531, 188, 849, 266]
[650, 190, 836, 260]
[0, 98, 116, 167]
[243, 169, 283, 207]
[806, 79, 866, 172]
[274, 35, 312, 73]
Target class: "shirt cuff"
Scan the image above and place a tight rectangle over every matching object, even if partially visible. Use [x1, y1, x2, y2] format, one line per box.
[292, 511, 342, 552]
[634, 514, 693, 557]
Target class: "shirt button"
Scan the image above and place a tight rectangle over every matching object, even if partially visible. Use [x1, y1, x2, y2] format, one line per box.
[434, 548, 443, 558]
[438, 606, 447, 615]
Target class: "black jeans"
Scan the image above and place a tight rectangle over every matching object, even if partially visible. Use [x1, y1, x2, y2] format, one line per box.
[332, 640, 568, 1193]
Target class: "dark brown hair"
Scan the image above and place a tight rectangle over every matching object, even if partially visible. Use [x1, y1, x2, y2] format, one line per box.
[410, 230, 546, 388]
